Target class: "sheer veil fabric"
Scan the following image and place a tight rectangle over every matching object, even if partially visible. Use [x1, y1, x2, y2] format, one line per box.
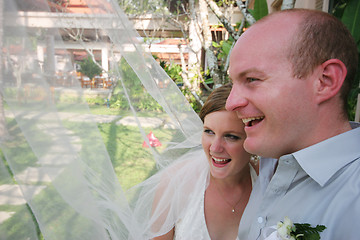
[0, 0, 205, 239]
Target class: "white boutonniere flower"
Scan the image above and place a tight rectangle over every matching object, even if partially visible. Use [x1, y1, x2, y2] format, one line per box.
[276, 217, 326, 240]
[276, 217, 299, 240]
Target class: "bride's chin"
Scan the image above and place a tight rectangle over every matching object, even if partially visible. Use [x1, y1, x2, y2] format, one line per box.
[209, 167, 229, 179]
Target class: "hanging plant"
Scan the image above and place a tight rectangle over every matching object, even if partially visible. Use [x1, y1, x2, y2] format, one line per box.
[78, 56, 102, 80]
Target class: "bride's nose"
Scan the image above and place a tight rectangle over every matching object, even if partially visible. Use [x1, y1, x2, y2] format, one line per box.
[210, 137, 224, 153]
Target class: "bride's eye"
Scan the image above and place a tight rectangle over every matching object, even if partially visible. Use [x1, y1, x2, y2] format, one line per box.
[225, 134, 240, 141]
[204, 129, 214, 135]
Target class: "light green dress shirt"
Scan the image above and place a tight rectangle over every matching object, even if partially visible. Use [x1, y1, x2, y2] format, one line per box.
[239, 122, 360, 240]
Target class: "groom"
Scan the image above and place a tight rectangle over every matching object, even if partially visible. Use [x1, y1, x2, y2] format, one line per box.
[226, 8, 360, 240]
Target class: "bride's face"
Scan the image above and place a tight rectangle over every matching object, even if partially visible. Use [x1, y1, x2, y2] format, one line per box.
[202, 110, 251, 180]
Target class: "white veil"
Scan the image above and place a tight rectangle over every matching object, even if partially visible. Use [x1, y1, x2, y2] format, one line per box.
[0, 0, 205, 239]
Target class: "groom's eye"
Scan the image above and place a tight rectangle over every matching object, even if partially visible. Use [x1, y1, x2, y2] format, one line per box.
[247, 77, 259, 82]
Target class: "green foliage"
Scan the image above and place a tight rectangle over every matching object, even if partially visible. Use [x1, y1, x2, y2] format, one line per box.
[118, 0, 168, 14]
[110, 93, 130, 110]
[212, 38, 233, 63]
[252, 0, 269, 21]
[85, 96, 107, 106]
[214, 0, 236, 7]
[180, 87, 202, 113]
[210, 38, 233, 85]
[293, 223, 326, 240]
[209, 0, 268, 85]
[332, 0, 360, 120]
[110, 57, 163, 112]
[335, 0, 360, 50]
[78, 56, 102, 80]
[160, 60, 183, 85]
[156, 57, 205, 111]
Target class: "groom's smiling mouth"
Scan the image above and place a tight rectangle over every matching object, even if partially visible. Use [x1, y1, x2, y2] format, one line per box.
[242, 116, 264, 127]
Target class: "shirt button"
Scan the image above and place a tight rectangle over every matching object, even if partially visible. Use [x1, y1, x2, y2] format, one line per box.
[257, 217, 263, 224]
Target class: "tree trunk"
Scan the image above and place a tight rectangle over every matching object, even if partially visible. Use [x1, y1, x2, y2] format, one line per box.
[188, 0, 202, 90]
[204, 0, 239, 40]
[199, 0, 223, 88]
[236, 0, 256, 26]
[281, 0, 296, 10]
[179, 42, 204, 106]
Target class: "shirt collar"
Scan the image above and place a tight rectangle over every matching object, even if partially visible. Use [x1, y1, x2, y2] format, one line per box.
[292, 122, 360, 187]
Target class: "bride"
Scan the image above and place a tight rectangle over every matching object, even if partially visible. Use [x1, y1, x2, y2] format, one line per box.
[0, 0, 256, 239]
[134, 84, 257, 239]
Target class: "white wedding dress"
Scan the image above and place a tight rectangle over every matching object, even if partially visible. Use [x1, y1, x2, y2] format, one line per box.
[174, 160, 257, 239]
[167, 152, 257, 240]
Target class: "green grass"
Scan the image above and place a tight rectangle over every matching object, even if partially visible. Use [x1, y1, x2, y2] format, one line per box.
[97, 122, 176, 190]
[88, 104, 176, 190]
[0, 103, 178, 238]
[0, 204, 41, 240]
[88, 104, 170, 118]
[89, 105, 127, 116]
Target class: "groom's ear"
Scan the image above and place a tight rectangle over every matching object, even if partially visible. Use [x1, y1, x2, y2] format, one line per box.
[314, 59, 347, 104]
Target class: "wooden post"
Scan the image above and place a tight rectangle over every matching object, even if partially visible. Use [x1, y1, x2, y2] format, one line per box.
[355, 94, 360, 122]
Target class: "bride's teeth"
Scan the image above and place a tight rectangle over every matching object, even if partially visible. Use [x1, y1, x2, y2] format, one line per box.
[212, 157, 229, 162]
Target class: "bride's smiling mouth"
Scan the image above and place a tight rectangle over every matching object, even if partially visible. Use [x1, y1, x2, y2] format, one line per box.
[242, 116, 264, 127]
[212, 156, 231, 167]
